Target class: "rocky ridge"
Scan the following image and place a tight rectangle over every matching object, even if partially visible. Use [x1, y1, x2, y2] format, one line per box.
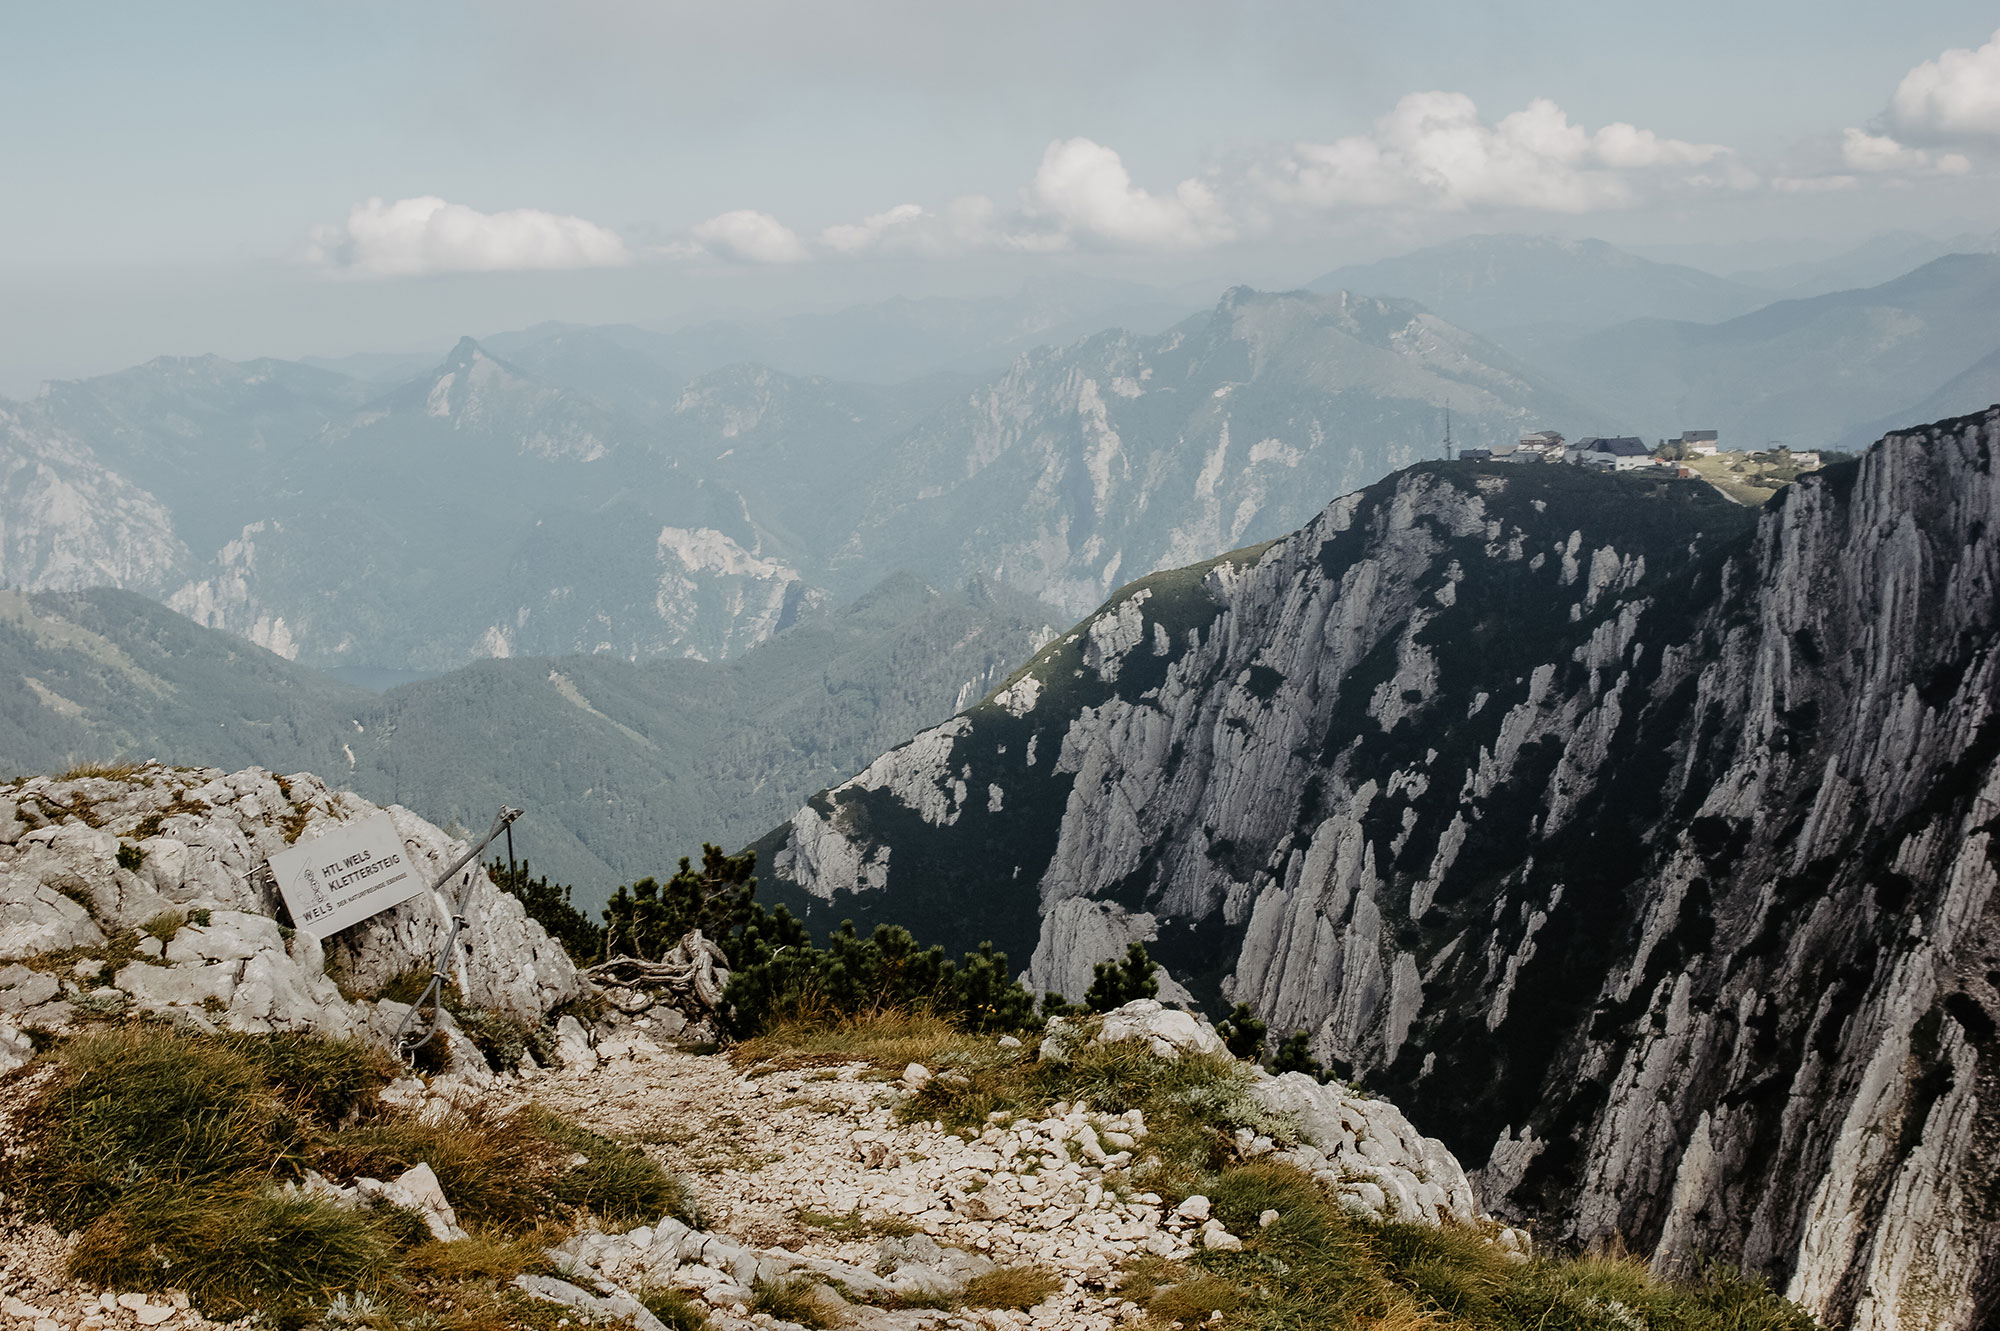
[843, 286, 1598, 621]
[764, 409, 2000, 1330]
[0, 763, 582, 1076]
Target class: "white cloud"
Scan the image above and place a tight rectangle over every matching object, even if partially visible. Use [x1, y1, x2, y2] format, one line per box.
[306, 196, 630, 277]
[683, 209, 810, 264]
[774, 96, 1722, 264]
[1262, 93, 1732, 216]
[1016, 138, 1233, 250]
[648, 90, 1744, 268]
[820, 203, 932, 255]
[1772, 174, 1860, 194]
[1840, 127, 1970, 176]
[1889, 27, 2000, 141]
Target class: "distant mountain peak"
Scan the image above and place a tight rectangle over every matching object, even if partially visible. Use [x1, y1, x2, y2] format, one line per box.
[440, 335, 496, 373]
[1308, 234, 1767, 338]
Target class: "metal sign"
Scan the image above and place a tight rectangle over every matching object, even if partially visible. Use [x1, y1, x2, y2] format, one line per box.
[269, 812, 427, 939]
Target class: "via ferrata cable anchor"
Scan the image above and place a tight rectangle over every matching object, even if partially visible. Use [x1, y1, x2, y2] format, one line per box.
[393, 805, 523, 1064]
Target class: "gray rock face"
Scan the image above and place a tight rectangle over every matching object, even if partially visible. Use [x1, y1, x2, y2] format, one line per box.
[0, 764, 583, 1050]
[0, 406, 191, 596]
[1091, 998, 1225, 1060]
[1249, 1071, 1482, 1228]
[763, 409, 2000, 1330]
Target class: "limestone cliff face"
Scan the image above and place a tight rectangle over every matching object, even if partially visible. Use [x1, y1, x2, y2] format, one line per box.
[0, 406, 191, 596]
[764, 409, 2000, 1331]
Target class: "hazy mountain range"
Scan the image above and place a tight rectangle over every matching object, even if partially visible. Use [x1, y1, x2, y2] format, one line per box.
[2, 284, 1603, 671]
[302, 275, 1203, 391]
[1310, 234, 1774, 348]
[1533, 253, 2000, 450]
[0, 574, 1057, 899]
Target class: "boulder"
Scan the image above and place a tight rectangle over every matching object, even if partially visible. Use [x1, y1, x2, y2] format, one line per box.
[1248, 1070, 1480, 1225]
[0, 1016, 32, 1075]
[1092, 999, 1226, 1059]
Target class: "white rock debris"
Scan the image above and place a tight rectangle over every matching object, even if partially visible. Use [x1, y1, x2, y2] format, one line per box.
[509, 998, 1511, 1331]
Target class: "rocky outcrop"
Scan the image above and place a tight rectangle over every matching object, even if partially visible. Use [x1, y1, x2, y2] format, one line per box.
[0, 763, 582, 1070]
[764, 408, 2000, 1330]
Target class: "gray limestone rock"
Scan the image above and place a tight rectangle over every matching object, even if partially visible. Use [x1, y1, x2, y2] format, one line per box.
[1092, 999, 1225, 1059]
[0, 763, 585, 1052]
[511, 1275, 671, 1331]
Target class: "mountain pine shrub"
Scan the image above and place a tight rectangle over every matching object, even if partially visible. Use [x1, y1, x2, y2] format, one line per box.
[601, 844, 758, 961]
[1271, 1029, 1329, 1081]
[1216, 1003, 1268, 1061]
[1084, 942, 1159, 1012]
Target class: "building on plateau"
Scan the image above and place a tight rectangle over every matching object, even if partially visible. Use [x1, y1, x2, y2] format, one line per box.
[1573, 437, 1657, 471]
[1678, 430, 1720, 456]
[1508, 430, 1566, 463]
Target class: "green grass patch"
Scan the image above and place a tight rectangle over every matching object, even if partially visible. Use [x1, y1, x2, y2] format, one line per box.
[68, 1181, 396, 1325]
[3, 1023, 693, 1328]
[1124, 1161, 1818, 1331]
[11, 1025, 311, 1231]
[219, 1027, 397, 1124]
[794, 1206, 918, 1238]
[636, 1283, 711, 1331]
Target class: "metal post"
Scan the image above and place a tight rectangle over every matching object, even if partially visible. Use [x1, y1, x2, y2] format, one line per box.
[393, 806, 523, 1063]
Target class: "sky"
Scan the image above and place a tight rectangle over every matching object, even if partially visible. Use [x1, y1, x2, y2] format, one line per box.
[3, 0, 1999, 395]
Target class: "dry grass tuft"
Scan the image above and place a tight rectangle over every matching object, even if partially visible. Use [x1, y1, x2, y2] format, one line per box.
[959, 1266, 1061, 1311]
[59, 760, 144, 782]
[750, 1275, 834, 1329]
[733, 1008, 987, 1075]
[401, 1227, 565, 1284]
[140, 908, 185, 942]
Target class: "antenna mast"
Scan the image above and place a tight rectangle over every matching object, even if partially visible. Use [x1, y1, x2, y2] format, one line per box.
[1442, 406, 1455, 461]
